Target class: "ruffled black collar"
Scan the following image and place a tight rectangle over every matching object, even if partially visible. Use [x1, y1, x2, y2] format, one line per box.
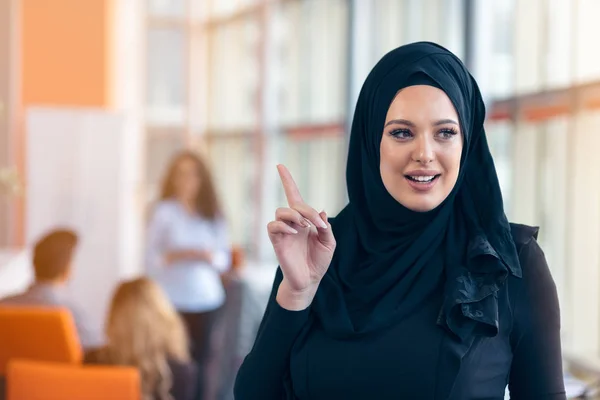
[439, 231, 522, 342]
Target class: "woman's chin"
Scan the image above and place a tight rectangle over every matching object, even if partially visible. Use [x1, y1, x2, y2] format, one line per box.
[395, 192, 446, 213]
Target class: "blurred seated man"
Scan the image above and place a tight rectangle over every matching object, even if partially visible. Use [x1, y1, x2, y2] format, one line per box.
[0, 229, 103, 350]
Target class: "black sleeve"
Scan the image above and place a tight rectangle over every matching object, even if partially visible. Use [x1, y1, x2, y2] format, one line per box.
[508, 239, 566, 400]
[234, 268, 310, 400]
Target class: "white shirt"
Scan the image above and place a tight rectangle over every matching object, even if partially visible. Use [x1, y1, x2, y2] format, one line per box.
[145, 200, 231, 313]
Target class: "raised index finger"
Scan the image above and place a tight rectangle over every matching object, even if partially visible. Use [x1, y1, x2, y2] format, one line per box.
[277, 164, 304, 206]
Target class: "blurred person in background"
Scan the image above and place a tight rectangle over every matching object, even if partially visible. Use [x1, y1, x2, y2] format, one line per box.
[234, 42, 565, 399]
[146, 150, 231, 400]
[0, 228, 104, 350]
[85, 277, 197, 400]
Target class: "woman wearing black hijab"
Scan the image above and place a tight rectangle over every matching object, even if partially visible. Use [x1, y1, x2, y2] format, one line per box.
[234, 42, 565, 399]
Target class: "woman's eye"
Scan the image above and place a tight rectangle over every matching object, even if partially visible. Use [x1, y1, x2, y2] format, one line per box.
[389, 129, 412, 139]
[438, 128, 458, 139]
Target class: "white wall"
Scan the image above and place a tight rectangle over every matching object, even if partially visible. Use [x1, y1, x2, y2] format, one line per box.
[0, 250, 31, 298]
[26, 107, 142, 330]
[112, 0, 145, 278]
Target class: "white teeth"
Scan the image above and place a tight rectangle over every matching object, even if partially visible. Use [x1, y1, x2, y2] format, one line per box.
[408, 175, 435, 182]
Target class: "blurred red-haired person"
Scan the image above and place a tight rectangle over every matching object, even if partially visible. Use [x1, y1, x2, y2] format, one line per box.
[0, 228, 103, 349]
[145, 150, 231, 399]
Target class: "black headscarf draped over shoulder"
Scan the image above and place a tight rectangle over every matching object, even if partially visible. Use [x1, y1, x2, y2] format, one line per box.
[311, 41, 521, 342]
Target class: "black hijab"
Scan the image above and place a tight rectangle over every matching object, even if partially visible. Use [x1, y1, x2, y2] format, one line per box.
[311, 42, 522, 342]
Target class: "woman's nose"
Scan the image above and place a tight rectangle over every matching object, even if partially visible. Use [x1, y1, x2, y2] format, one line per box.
[411, 136, 435, 164]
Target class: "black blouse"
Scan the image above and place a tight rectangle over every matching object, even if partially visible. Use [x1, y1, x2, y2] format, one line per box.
[234, 224, 566, 400]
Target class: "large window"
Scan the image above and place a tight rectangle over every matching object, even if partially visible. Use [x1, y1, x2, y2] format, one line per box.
[144, 0, 350, 258]
[369, 0, 465, 70]
[143, 0, 480, 262]
[487, 0, 600, 358]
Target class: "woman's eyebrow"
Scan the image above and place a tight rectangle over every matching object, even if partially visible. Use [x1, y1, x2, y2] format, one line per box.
[384, 118, 459, 127]
[433, 119, 459, 126]
[384, 119, 415, 128]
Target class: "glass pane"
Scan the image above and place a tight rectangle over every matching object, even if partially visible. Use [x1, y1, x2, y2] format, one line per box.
[371, 0, 464, 63]
[420, 0, 443, 43]
[208, 18, 260, 131]
[439, 0, 465, 59]
[490, 0, 516, 97]
[575, 0, 600, 83]
[304, 0, 348, 123]
[514, 0, 543, 94]
[538, 117, 569, 338]
[372, 0, 406, 61]
[275, 1, 301, 125]
[567, 110, 600, 354]
[545, 0, 572, 88]
[145, 129, 186, 203]
[280, 134, 346, 217]
[277, 0, 348, 125]
[189, 33, 208, 133]
[510, 120, 542, 226]
[190, 0, 209, 22]
[403, 0, 424, 43]
[211, 0, 238, 19]
[146, 28, 187, 126]
[486, 121, 514, 216]
[148, 0, 186, 18]
[205, 135, 255, 252]
[239, 0, 259, 9]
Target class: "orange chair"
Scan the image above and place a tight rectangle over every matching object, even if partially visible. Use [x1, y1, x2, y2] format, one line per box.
[0, 307, 82, 375]
[6, 359, 140, 400]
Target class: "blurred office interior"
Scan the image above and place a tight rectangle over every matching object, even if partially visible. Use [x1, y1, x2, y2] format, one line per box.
[2, 0, 600, 397]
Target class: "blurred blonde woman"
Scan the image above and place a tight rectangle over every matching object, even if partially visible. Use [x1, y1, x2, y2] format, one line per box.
[85, 277, 198, 400]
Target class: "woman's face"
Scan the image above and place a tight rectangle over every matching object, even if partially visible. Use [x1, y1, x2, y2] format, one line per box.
[173, 157, 201, 201]
[380, 85, 463, 212]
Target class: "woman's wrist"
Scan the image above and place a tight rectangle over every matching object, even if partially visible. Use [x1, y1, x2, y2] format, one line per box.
[276, 279, 318, 311]
[164, 249, 208, 265]
[201, 250, 214, 264]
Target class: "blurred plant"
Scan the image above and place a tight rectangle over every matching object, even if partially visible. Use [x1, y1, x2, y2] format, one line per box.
[0, 167, 22, 197]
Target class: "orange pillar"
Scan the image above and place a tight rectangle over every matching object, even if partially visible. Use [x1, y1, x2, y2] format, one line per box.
[15, 0, 114, 244]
